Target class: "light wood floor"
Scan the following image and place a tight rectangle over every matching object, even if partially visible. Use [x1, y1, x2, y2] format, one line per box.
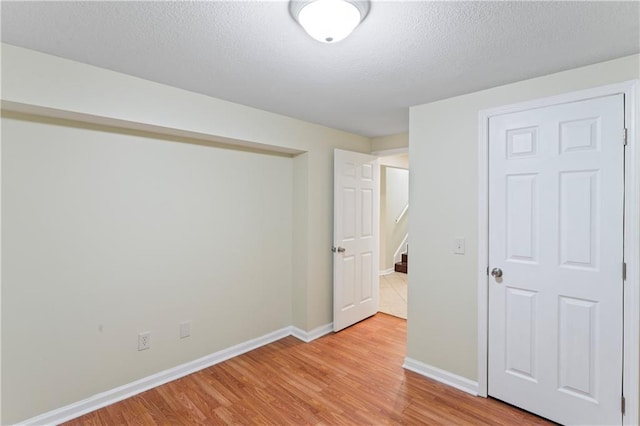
[65, 314, 551, 425]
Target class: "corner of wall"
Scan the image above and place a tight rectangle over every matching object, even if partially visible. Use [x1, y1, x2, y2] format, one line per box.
[371, 132, 409, 154]
[292, 152, 310, 331]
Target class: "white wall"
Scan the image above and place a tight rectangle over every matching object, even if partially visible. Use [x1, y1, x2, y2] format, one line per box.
[0, 44, 371, 423]
[408, 55, 639, 382]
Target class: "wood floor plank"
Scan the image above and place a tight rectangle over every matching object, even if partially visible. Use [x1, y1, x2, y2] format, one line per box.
[64, 314, 552, 425]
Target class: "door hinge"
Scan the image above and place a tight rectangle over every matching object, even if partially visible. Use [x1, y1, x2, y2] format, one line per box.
[621, 395, 626, 415]
[623, 128, 628, 146]
[623, 262, 627, 281]
[486, 266, 489, 276]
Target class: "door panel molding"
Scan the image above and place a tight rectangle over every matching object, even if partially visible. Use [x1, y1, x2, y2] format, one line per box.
[333, 149, 380, 332]
[477, 80, 639, 425]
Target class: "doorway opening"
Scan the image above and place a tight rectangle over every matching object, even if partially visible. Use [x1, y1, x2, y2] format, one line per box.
[378, 153, 409, 319]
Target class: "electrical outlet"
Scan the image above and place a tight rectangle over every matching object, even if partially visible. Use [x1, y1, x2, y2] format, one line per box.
[138, 332, 151, 351]
[180, 321, 191, 339]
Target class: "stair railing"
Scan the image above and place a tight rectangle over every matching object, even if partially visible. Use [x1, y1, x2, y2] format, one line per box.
[395, 202, 408, 223]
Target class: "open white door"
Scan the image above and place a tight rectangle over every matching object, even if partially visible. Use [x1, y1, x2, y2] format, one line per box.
[333, 149, 379, 332]
[488, 94, 625, 425]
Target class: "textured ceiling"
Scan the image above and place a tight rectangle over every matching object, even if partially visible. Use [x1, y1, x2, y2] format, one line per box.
[1, 1, 638, 137]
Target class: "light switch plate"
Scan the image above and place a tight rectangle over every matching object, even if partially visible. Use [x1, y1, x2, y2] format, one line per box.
[453, 238, 465, 255]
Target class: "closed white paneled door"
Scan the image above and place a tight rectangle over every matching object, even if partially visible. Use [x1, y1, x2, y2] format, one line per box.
[333, 149, 379, 332]
[488, 95, 625, 425]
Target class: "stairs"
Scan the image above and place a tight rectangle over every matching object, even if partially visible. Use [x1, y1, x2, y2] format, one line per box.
[394, 252, 408, 274]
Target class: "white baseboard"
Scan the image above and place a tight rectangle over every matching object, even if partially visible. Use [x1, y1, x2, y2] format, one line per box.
[403, 357, 478, 396]
[393, 233, 409, 264]
[290, 323, 333, 343]
[379, 268, 395, 276]
[18, 326, 293, 426]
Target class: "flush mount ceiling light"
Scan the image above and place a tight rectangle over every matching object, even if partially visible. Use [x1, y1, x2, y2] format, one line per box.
[290, 0, 370, 43]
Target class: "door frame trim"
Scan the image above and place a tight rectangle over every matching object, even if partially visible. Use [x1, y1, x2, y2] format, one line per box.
[477, 80, 639, 424]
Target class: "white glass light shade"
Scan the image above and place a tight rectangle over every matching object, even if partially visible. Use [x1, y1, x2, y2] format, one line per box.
[293, 0, 367, 43]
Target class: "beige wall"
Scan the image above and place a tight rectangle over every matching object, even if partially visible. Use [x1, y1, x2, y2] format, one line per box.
[378, 153, 408, 169]
[0, 44, 370, 423]
[372, 133, 408, 153]
[408, 54, 640, 381]
[2, 114, 293, 423]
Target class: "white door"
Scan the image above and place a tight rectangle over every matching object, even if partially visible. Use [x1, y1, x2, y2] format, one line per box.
[488, 94, 625, 425]
[333, 149, 379, 332]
